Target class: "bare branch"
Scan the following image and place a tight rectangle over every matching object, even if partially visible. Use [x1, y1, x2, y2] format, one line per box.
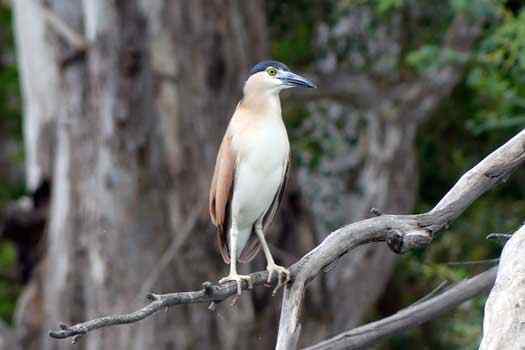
[304, 266, 497, 350]
[49, 129, 525, 345]
[275, 129, 525, 349]
[49, 270, 275, 340]
[138, 202, 204, 297]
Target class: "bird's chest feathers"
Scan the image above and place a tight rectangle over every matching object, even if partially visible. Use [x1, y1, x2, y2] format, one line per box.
[233, 118, 289, 174]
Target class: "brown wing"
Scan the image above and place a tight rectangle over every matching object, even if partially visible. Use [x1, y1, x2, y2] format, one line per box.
[238, 155, 290, 263]
[209, 132, 236, 264]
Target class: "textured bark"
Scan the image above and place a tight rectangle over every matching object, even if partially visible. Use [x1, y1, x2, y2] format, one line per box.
[479, 225, 525, 350]
[13, 1, 268, 350]
[11, 2, 58, 349]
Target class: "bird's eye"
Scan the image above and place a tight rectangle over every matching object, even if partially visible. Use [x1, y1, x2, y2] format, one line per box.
[266, 67, 277, 77]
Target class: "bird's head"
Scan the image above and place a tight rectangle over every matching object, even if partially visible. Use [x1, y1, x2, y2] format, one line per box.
[244, 60, 316, 96]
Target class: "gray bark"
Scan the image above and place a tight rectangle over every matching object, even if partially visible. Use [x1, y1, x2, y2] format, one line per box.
[11, 2, 59, 348]
[13, 1, 268, 350]
[13, 0, 59, 191]
[479, 225, 525, 350]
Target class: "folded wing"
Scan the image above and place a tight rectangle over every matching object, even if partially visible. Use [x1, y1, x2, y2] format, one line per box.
[209, 132, 236, 263]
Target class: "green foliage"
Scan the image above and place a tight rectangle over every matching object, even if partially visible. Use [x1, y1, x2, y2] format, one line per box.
[396, 4, 525, 348]
[467, 7, 525, 134]
[407, 45, 470, 72]
[267, 1, 329, 67]
[0, 243, 18, 324]
[376, 0, 404, 14]
[0, 4, 23, 324]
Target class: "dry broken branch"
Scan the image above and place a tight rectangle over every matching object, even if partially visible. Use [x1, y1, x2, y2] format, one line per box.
[50, 129, 525, 346]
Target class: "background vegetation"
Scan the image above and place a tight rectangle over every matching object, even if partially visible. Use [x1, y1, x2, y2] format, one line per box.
[0, 0, 523, 349]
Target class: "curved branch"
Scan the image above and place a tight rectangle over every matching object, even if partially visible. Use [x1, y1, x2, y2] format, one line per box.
[275, 129, 525, 349]
[50, 129, 525, 344]
[304, 266, 497, 350]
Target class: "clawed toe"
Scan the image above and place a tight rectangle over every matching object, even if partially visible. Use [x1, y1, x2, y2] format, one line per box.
[266, 264, 290, 295]
[219, 274, 252, 295]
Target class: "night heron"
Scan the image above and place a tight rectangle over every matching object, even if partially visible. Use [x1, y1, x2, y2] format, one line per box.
[209, 60, 316, 295]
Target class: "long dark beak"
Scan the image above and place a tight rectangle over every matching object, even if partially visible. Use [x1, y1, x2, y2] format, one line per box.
[278, 71, 317, 89]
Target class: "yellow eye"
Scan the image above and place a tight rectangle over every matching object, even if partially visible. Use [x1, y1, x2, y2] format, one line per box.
[266, 67, 277, 76]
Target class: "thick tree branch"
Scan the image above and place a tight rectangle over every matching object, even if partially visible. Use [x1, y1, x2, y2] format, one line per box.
[304, 266, 497, 350]
[275, 129, 525, 349]
[50, 129, 525, 345]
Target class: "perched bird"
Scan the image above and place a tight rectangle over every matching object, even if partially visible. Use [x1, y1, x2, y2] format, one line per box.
[209, 60, 316, 295]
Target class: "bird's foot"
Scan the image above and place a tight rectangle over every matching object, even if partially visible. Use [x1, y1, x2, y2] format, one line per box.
[266, 263, 290, 295]
[219, 273, 253, 295]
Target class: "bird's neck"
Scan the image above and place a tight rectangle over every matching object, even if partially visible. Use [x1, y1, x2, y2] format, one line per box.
[239, 91, 282, 118]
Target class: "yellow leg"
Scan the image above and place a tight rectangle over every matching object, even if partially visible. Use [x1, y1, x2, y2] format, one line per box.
[219, 226, 252, 295]
[255, 222, 290, 294]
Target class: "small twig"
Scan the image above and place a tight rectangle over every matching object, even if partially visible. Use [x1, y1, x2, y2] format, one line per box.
[486, 233, 513, 242]
[139, 203, 204, 297]
[446, 258, 500, 266]
[410, 280, 449, 306]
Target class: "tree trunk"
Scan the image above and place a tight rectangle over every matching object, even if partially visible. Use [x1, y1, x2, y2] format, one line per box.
[13, 1, 268, 349]
[13, 0, 58, 191]
[12, 1, 58, 348]
[479, 225, 525, 350]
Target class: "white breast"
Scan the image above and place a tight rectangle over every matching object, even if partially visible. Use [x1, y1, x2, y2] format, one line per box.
[230, 117, 289, 231]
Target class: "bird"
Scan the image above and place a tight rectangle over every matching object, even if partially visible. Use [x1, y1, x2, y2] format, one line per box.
[209, 60, 316, 295]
